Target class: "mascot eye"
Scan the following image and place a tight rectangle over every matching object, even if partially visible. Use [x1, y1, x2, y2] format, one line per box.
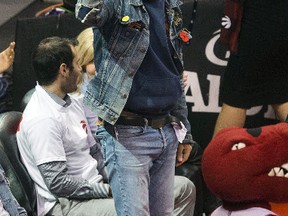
[231, 142, 246, 151]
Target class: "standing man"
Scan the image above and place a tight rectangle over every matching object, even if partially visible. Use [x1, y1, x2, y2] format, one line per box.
[76, 0, 196, 215]
[17, 37, 196, 216]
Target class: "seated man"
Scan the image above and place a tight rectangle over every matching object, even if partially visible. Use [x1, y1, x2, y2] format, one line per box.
[16, 37, 196, 216]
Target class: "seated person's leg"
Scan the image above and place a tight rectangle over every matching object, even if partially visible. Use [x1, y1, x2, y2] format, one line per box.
[49, 176, 195, 216]
[49, 197, 116, 216]
[173, 175, 196, 216]
[176, 142, 221, 216]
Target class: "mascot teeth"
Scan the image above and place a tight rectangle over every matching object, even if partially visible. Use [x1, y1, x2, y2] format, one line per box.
[268, 163, 288, 177]
[282, 162, 288, 170]
[202, 122, 288, 215]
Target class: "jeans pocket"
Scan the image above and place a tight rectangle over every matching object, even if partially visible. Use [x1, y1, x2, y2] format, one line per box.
[115, 125, 145, 138]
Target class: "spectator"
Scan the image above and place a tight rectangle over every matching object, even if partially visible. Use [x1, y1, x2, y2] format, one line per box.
[0, 42, 15, 74]
[70, 27, 98, 134]
[76, 27, 95, 95]
[213, 0, 288, 136]
[0, 42, 15, 113]
[70, 27, 95, 98]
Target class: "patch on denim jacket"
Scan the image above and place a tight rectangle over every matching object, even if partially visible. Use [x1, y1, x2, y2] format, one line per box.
[173, 10, 182, 26]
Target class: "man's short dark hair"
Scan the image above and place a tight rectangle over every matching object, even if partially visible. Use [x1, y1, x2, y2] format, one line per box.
[32, 36, 78, 85]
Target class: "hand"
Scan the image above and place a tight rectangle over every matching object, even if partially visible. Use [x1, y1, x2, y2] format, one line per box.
[0, 42, 15, 74]
[176, 143, 192, 167]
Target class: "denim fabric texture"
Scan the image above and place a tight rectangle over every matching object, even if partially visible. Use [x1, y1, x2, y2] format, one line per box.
[96, 124, 178, 216]
[75, 0, 188, 127]
[0, 165, 27, 216]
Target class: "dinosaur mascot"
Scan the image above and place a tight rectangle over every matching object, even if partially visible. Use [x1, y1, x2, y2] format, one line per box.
[202, 123, 288, 216]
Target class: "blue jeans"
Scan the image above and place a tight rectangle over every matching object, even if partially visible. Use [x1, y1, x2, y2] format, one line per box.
[96, 124, 178, 216]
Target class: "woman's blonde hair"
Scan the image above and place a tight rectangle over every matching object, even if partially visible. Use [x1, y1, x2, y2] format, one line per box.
[76, 27, 94, 70]
[75, 27, 94, 95]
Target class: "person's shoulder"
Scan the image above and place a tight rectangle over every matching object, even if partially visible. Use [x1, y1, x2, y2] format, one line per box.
[70, 94, 85, 109]
[22, 94, 62, 127]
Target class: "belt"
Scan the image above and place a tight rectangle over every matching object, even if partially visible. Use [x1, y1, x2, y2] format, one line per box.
[115, 115, 181, 129]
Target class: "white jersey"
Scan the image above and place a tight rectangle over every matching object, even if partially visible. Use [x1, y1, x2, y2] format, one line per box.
[16, 85, 103, 216]
[69, 91, 98, 135]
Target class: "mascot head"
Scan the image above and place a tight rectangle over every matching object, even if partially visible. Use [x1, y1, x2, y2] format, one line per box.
[202, 123, 288, 210]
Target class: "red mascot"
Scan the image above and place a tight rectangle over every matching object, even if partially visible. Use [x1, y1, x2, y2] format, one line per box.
[202, 123, 288, 216]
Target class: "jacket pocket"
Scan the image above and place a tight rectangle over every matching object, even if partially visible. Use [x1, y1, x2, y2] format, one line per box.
[107, 19, 143, 58]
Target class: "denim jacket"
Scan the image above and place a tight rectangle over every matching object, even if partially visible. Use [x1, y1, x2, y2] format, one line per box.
[0, 165, 28, 216]
[75, 0, 195, 144]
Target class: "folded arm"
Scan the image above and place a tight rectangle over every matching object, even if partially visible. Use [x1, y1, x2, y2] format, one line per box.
[38, 161, 111, 199]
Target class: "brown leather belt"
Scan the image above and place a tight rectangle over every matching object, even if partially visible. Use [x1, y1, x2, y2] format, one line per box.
[103, 114, 181, 138]
[115, 115, 181, 129]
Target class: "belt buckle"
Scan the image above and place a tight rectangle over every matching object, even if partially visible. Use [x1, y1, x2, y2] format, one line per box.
[150, 118, 165, 129]
[141, 118, 149, 127]
[149, 115, 180, 129]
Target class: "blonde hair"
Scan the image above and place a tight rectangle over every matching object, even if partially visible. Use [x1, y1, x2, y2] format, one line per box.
[74, 27, 94, 95]
[77, 27, 94, 70]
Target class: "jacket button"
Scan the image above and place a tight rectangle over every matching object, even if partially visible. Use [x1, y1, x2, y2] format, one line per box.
[122, 94, 127, 99]
[140, 47, 146, 53]
[110, 116, 116, 121]
[128, 71, 134, 77]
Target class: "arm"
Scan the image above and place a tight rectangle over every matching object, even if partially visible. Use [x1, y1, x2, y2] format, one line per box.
[0, 42, 15, 74]
[26, 117, 111, 199]
[78, 98, 108, 181]
[90, 143, 108, 182]
[171, 78, 196, 145]
[171, 77, 197, 167]
[38, 161, 111, 199]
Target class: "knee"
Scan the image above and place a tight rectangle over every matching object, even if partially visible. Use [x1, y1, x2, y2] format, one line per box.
[179, 176, 196, 203]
